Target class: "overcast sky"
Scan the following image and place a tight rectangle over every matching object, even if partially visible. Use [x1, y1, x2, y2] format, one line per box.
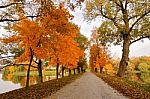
[71, 7, 150, 58]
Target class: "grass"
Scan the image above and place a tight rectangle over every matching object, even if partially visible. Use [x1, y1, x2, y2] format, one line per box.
[0, 73, 83, 99]
[95, 73, 150, 99]
[124, 79, 150, 92]
[13, 71, 56, 76]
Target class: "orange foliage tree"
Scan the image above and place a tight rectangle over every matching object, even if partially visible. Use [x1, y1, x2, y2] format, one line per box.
[90, 44, 107, 73]
[90, 28, 109, 73]
[1, 3, 84, 87]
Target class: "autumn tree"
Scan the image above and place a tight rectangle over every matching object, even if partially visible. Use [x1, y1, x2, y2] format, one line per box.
[85, 0, 150, 77]
[2, 2, 84, 88]
[0, 0, 85, 88]
[90, 28, 109, 73]
[90, 44, 108, 73]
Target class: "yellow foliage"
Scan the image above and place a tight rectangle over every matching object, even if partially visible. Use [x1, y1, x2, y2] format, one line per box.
[8, 66, 15, 73]
[104, 63, 115, 74]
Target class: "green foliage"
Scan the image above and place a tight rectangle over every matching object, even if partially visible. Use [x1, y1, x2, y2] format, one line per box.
[140, 73, 150, 83]
[10, 48, 24, 58]
[77, 57, 88, 70]
[75, 33, 88, 50]
[85, 0, 150, 45]
[138, 63, 150, 72]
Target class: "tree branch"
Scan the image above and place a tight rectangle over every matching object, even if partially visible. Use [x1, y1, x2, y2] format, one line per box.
[0, 15, 39, 22]
[0, 19, 19, 22]
[125, 0, 128, 10]
[128, 15, 139, 20]
[0, 3, 23, 8]
[100, 5, 120, 29]
[1, 63, 38, 69]
[114, 1, 121, 7]
[130, 36, 150, 45]
[33, 60, 38, 64]
[129, 10, 150, 33]
[0, 55, 15, 59]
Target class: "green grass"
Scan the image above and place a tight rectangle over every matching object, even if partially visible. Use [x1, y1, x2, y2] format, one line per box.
[13, 71, 56, 76]
[86, 68, 91, 72]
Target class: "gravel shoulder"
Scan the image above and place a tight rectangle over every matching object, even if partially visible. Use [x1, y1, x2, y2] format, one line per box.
[48, 72, 128, 99]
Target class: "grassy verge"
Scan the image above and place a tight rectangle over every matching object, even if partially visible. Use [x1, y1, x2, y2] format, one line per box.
[0, 73, 83, 99]
[95, 73, 150, 99]
[13, 71, 55, 76]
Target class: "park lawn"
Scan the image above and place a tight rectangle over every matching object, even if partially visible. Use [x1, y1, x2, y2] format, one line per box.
[13, 71, 56, 76]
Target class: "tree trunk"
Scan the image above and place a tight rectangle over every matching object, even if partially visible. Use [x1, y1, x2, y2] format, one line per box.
[56, 62, 59, 79]
[117, 34, 130, 77]
[95, 68, 97, 72]
[73, 68, 76, 75]
[81, 66, 83, 72]
[62, 66, 64, 77]
[100, 67, 103, 73]
[26, 48, 33, 88]
[68, 69, 71, 76]
[77, 67, 80, 74]
[38, 59, 43, 83]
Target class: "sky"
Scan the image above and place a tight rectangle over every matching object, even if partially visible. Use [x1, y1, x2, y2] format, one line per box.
[71, 7, 150, 59]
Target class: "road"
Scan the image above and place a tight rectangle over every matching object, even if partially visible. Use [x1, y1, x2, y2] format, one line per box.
[47, 72, 128, 99]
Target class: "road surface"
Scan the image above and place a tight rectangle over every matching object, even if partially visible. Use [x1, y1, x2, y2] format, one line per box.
[47, 72, 128, 99]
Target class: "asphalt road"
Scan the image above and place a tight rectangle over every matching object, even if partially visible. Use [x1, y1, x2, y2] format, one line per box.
[47, 72, 128, 99]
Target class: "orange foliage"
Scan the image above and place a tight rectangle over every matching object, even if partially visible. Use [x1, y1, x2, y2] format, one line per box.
[90, 28, 109, 71]
[7, 74, 13, 80]
[2, 4, 83, 69]
[90, 44, 107, 69]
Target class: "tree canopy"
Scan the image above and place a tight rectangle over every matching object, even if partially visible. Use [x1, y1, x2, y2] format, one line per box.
[85, 0, 150, 77]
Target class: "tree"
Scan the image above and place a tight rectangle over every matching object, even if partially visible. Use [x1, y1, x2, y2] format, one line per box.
[90, 44, 98, 72]
[75, 33, 88, 73]
[1, 1, 84, 88]
[89, 28, 109, 73]
[0, 0, 85, 23]
[85, 0, 150, 77]
[90, 44, 108, 73]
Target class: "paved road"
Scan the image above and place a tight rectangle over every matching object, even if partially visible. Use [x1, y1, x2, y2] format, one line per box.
[47, 72, 128, 99]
